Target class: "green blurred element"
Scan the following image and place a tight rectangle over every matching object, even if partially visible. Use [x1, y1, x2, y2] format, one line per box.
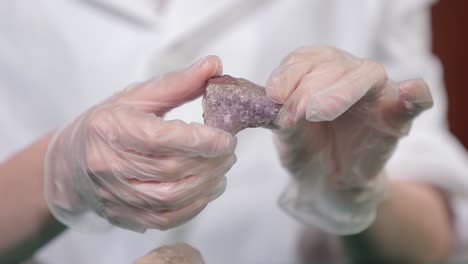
[342, 233, 383, 264]
[341, 233, 464, 264]
[0, 216, 66, 264]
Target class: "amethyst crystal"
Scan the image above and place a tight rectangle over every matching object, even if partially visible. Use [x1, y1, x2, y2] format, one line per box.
[202, 75, 282, 134]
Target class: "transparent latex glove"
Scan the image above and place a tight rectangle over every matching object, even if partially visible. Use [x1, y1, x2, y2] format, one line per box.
[266, 46, 433, 235]
[45, 56, 237, 233]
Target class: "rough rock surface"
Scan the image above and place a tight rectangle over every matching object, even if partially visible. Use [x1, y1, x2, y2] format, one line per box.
[202, 75, 281, 134]
[133, 243, 205, 264]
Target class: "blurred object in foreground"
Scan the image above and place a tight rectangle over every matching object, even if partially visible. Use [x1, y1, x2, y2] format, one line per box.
[133, 243, 205, 264]
[432, 0, 468, 149]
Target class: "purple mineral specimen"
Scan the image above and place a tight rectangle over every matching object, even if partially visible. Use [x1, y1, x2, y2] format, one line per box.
[202, 75, 282, 135]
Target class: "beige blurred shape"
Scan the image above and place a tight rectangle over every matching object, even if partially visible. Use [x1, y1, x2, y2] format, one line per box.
[133, 243, 205, 264]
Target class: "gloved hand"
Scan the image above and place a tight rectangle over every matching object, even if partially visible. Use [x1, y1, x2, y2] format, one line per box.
[45, 56, 237, 233]
[266, 46, 433, 234]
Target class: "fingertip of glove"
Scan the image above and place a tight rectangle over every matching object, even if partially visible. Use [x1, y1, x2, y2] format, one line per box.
[189, 122, 237, 157]
[275, 108, 296, 128]
[209, 132, 237, 158]
[190, 55, 223, 77]
[265, 75, 287, 104]
[218, 131, 237, 154]
[305, 95, 347, 122]
[305, 106, 326, 122]
[399, 79, 434, 115]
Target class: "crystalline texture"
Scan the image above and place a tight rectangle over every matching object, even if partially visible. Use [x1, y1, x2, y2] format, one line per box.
[202, 75, 281, 134]
[133, 243, 205, 264]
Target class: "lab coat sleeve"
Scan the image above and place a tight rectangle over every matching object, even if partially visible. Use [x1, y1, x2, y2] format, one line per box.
[374, 0, 468, 259]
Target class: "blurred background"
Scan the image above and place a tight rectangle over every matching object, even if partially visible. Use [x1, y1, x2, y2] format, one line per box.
[432, 0, 468, 149]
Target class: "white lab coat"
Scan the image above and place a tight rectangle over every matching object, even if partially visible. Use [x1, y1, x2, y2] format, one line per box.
[1, 0, 467, 263]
